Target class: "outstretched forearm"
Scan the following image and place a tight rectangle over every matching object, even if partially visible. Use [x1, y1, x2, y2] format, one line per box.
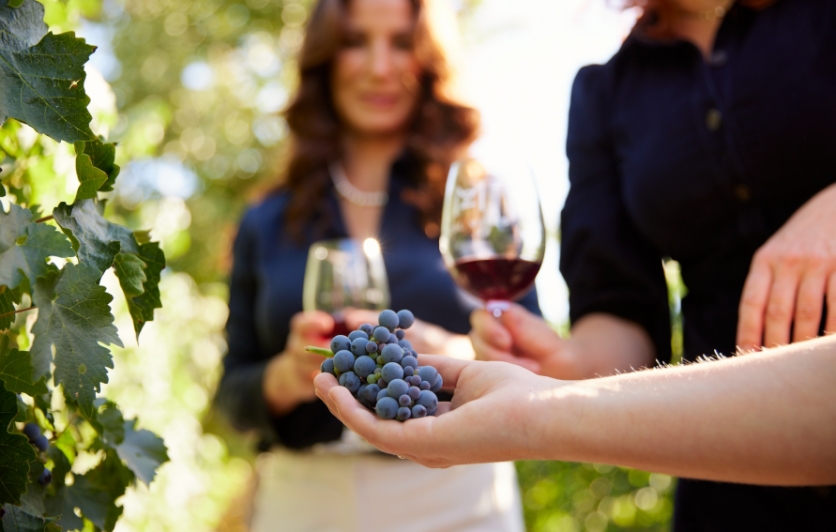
[537, 335, 836, 485]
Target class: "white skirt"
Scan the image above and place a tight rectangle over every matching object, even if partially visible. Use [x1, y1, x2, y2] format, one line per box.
[249, 450, 525, 532]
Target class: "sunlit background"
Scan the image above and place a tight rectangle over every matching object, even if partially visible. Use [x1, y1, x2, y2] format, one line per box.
[12, 0, 677, 530]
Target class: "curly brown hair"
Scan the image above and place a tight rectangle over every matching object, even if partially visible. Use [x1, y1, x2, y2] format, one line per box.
[276, 0, 479, 242]
[625, 0, 776, 38]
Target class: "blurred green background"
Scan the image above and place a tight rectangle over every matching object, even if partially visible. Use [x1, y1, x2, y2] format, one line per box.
[3, 0, 688, 530]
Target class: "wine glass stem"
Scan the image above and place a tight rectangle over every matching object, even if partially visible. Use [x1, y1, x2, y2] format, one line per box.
[485, 300, 511, 318]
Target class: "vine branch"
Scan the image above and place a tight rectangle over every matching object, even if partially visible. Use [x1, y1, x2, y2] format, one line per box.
[0, 305, 36, 320]
[35, 215, 54, 223]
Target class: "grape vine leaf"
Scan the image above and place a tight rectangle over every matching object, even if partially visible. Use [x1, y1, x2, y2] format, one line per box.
[0, 336, 47, 396]
[0, 0, 46, 51]
[0, 203, 74, 290]
[0, 503, 52, 532]
[115, 419, 168, 485]
[91, 399, 124, 446]
[53, 200, 136, 274]
[112, 252, 145, 298]
[0, 286, 20, 330]
[124, 243, 164, 338]
[55, 200, 165, 337]
[0, 381, 36, 506]
[0, 0, 96, 143]
[30, 263, 122, 418]
[75, 139, 119, 195]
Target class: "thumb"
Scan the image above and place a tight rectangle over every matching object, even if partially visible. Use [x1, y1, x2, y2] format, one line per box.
[291, 311, 334, 338]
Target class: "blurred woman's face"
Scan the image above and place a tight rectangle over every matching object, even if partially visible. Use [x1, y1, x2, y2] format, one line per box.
[332, 0, 422, 136]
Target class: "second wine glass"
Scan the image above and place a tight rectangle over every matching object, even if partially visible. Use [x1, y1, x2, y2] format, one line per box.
[439, 158, 545, 316]
[302, 238, 390, 336]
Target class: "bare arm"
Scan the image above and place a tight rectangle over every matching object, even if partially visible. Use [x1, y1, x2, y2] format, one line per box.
[314, 335, 836, 485]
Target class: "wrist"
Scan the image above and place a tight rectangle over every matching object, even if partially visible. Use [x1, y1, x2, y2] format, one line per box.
[263, 355, 301, 416]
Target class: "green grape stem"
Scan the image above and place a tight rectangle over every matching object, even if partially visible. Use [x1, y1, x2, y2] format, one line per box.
[306, 346, 334, 358]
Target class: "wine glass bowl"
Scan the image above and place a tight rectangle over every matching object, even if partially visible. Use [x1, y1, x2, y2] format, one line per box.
[303, 238, 390, 335]
[440, 158, 545, 315]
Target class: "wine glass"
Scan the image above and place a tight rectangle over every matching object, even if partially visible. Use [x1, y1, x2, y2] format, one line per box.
[303, 238, 390, 336]
[439, 158, 545, 316]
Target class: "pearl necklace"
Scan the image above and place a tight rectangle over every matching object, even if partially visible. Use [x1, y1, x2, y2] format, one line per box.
[329, 162, 389, 208]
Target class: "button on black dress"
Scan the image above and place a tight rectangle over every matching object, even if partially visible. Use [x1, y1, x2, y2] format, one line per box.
[560, 0, 836, 529]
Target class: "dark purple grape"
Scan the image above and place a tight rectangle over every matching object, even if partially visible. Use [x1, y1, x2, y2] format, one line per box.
[354, 356, 377, 379]
[417, 366, 439, 384]
[376, 397, 398, 419]
[387, 379, 409, 399]
[32, 434, 49, 453]
[320, 358, 336, 375]
[412, 404, 427, 418]
[417, 390, 438, 411]
[381, 362, 404, 382]
[333, 350, 355, 373]
[410, 375, 422, 387]
[400, 355, 418, 370]
[330, 335, 351, 353]
[23, 423, 41, 441]
[38, 468, 52, 486]
[396, 310, 415, 329]
[372, 326, 390, 342]
[408, 386, 421, 401]
[366, 341, 378, 353]
[349, 330, 369, 341]
[399, 394, 412, 407]
[364, 384, 381, 402]
[396, 407, 412, 421]
[396, 329, 405, 340]
[403, 366, 414, 377]
[377, 387, 389, 402]
[431, 375, 444, 393]
[339, 371, 361, 393]
[350, 338, 369, 357]
[381, 344, 404, 364]
[378, 309, 399, 331]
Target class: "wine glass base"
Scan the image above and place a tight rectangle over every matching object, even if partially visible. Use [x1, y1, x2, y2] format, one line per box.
[485, 300, 510, 318]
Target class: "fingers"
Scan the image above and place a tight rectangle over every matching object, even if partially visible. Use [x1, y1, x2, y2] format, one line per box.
[414, 354, 473, 389]
[291, 311, 334, 337]
[763, 267, 801, 347]
[470, 309, 512, 352]
[468, 333, 541, 372]
[499, 304, 562, 359]
[343, 308, 378, 330]
[737, 260, 772, 352]
[827, 272, 836, 335]
[793, 271, 827, 343]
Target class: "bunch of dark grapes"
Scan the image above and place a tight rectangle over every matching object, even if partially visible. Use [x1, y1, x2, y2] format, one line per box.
[316, 309, 441, 421]
[22, 423, 52, 485]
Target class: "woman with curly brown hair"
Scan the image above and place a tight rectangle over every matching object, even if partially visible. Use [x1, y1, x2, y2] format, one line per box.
[215, 0, 538, 530]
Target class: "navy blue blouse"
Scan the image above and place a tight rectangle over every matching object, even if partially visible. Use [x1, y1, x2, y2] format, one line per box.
[216, 158, 540, 450]
[561, 0, 835, 529]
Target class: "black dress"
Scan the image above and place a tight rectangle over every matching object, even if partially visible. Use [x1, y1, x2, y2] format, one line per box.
[560, 0, 836, 529]
[216, 157, 541, 450]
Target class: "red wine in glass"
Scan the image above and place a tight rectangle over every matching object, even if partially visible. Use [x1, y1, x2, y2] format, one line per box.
[440, 158, 545, 315]
[329, 317, 351, 337]
[451, 257, 541, 302]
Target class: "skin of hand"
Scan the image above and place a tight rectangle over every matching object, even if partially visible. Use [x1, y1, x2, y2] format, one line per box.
[470, 304, 655, 379]
[263, 311, 334, 416]
[314, 337, 836, 485]
[737, 182, 836, 351]
[344, 308, 475, 360]
[314, 355, 549, 467]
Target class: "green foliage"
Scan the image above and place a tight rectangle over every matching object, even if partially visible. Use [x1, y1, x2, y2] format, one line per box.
[0, 0, 167, 528]
[517, 461, 675, 532]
